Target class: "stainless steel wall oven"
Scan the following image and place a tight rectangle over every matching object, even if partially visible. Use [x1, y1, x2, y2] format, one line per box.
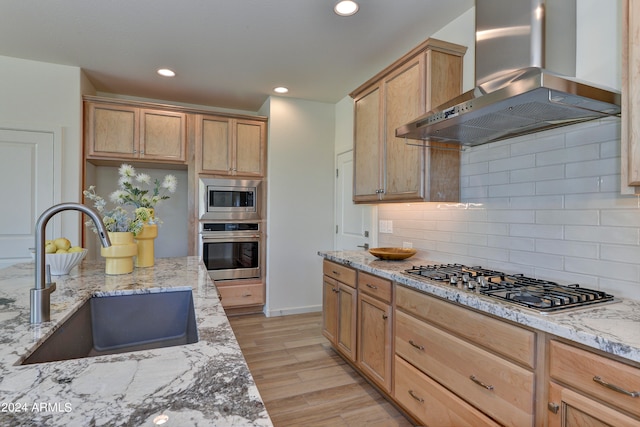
[200, 222, 261, 281]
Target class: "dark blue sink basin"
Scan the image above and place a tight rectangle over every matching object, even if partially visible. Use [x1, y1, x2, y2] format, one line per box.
[21, 290, 199, 365]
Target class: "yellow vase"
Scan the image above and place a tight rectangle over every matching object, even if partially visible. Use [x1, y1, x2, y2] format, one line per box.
[101, 231, 137, 275]
[135, 223, 158, 268]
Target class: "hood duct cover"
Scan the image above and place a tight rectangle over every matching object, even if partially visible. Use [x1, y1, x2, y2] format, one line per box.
[396, 0, 621, 146]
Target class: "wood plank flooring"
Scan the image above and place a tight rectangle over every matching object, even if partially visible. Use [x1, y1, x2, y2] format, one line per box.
[228, 312, 414, 427]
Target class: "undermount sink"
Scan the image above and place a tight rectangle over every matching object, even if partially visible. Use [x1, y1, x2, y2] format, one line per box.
[21, 289, 199, 365]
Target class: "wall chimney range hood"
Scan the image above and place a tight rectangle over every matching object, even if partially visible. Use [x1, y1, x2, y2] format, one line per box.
[396, 0, 621, 147]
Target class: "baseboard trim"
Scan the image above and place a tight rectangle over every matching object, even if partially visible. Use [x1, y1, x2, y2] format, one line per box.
[266, 305, 322, 317]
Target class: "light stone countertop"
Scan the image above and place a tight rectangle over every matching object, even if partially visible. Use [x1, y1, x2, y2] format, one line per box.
[0, 257, 272, 427]
[319, 250, 640, 365]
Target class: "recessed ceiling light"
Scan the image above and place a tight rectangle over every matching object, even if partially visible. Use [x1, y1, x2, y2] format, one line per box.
[273, 87, 289, 94]
[157, 68, 176, 77]
[334, 0, 359, 16]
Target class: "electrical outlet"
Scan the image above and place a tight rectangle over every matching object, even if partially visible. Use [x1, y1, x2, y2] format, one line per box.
[379, 220, 388, 233]
[402, 241, 412, 249]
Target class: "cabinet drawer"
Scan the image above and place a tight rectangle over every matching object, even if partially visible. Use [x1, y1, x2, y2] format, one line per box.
[217, 283, 264, 307]
[323, 260, 356, 287]
[396, 285, 535, 368]
[549, 340, 640, 418]
[358, 271, 392, 302]
[395, 356, 500, 427]
[396, 310, 534, 427]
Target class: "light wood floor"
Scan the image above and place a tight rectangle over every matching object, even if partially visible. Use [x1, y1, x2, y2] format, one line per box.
[228, 312, 414, 427]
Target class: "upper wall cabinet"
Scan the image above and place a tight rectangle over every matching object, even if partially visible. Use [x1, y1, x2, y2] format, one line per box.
[196, 114, 267, 177]
[350, 38, 466, 203]
[84, 99, 186, 164]
[622, 0, 640, 194]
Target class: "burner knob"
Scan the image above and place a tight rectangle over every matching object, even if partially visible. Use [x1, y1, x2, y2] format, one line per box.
[450, 275, 458, 285]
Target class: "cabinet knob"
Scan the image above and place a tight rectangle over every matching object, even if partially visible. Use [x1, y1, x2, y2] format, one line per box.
[547, 402, 559, 414]
[382, 314, 388, 320]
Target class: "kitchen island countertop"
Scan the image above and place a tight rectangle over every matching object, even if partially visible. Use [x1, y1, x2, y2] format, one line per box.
[0, 257, 271, 427]
[319, 250, 640, 365]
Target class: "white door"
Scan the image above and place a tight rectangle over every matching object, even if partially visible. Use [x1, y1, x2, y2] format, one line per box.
[335, 150, 375, 251]
[0, 127, 58, 269]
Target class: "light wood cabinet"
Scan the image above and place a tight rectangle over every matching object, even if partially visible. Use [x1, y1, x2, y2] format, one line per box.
[350, 38, 466, 203]
[196, 114, 266, 177]
[547, 340, 640, 425]
[216, 282, 265, 310]
[85, 100, 186, 163]
[395, 356, 500, 427]
[357, 272, 393, 392]
[322, 260, 357, 361]
[320, 259, 640, 427]
[622, 0, 640, 193]
[395, 284, 536, 427]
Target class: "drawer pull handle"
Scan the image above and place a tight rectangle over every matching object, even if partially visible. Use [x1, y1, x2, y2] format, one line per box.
[408, 390, 424, 403]
[469, 375, 494, 391]
[408, 340, 424, 351]
[242, 293, 252, 297]
[593, 376, 640, 398]
[366, 283, 378, 290]
[332, 288, 339, 293]
[332, 270, 340, 275]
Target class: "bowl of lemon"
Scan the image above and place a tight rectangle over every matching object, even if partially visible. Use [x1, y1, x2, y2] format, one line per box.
[31, 237, 87, 275]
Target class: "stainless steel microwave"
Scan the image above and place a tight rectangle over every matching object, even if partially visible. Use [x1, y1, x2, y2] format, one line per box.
[198, 178, 262, 220]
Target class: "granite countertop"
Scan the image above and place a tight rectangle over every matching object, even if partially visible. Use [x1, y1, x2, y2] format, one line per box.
[0, 257, 272, 427]
[319, 250, 640, 365]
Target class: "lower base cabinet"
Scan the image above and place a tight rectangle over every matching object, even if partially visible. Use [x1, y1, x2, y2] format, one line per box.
[394, 356, 500, 427]
[320, 260, 640, 427]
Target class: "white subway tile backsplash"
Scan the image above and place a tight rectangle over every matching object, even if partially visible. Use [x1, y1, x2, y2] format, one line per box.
[510, 224, 564, 239]
[535, 239, 598, 258]
[535, 210, 599, 225]
[378, 121, 640, 300]
[535, 177, 600, 195]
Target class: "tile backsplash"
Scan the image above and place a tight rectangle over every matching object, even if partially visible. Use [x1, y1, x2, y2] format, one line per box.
[378, 118, 640, 300]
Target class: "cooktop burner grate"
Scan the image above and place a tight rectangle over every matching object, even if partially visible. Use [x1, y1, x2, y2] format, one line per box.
[404, 264, 615, 313]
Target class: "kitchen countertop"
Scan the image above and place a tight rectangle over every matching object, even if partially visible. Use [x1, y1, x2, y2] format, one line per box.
[0, 257, 272, 427]
[319, 250, 640, 365]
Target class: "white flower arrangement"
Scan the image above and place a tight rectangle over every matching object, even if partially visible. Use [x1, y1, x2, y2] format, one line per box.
[83, 164, 177, 236]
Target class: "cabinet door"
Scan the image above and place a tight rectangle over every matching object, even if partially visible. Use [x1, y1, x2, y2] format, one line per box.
[357, 292, 392, 392]
[353, 84, 383, 202]
[200, 116, 232, 174]
[86, 102, 138, 158]
[383, 56, 425, 201]
[234, 119, 264, 177]
[336, 282, 357, 361]
[322, 276, 339, 345]
[139, 109, 186, 162]
[548, 381, 639, 427]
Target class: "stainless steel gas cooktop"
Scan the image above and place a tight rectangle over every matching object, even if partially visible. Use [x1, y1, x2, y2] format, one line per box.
[404, 264, 616, 314]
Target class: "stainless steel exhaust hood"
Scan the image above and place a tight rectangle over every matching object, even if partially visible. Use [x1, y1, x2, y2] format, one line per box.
[396, 0, 621, 146]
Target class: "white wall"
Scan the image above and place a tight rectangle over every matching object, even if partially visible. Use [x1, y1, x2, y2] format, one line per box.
[261, 96, 335, 316]
[0, 56, 84, 246]
[378, 1, 640, 300]
[432, 7, 476, 92]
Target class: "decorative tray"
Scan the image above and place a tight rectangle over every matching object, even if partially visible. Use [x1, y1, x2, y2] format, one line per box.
[369, 247, 417, 260]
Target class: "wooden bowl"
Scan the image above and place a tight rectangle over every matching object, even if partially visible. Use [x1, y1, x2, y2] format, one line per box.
[368, 247, 417, 260]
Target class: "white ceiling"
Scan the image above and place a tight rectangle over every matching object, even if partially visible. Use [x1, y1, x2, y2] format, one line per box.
[0, 0, 474, 111]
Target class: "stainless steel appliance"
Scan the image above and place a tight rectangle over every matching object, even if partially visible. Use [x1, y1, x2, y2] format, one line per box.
[397, 0, 621, 146]
[200, 222, 261, 280]
[199, 178, 262, 220]
[405, 264, 615, 314]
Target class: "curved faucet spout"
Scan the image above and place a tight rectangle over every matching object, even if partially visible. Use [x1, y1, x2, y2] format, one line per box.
[31, 202, 112, 324]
